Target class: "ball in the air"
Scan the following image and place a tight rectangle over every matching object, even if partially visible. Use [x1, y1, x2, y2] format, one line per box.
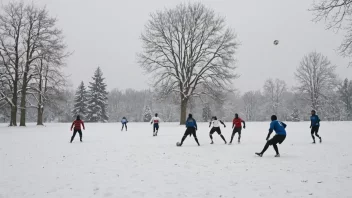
[176, 142, 181, 146]
[273, 40, 279, 45]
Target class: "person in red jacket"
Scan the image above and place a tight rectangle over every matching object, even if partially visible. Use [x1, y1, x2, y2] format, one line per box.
[70, 115, 85, 143]
[229, 113, 246, 144]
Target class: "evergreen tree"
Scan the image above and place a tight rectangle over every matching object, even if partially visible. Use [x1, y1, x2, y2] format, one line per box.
[72, 81, 88, 119]
[143, 105, 152, 122]
[338, 78, 352, 120]
[202, 104, 211, 122]
[86, 67, 109, 122]
[290, 107, 300, 122]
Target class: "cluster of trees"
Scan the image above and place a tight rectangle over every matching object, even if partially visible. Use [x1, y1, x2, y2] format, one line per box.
[1, 1, 352, 125]
[72, 67, 109, 122]
[0, 2, 69, 126]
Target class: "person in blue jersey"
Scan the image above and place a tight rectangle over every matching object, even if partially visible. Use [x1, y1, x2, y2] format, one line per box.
[255, 115, 287, 157]
[177, 114, 200, 146]
[310, 110, 322, 143]
[121, 117, 128, 131]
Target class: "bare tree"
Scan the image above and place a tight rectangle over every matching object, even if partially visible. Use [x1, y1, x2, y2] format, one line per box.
[18, 4, 66, 126]
[263, 78, 287, 116]
[139, 2, 239, 124]
[295, 51, 337, 111]
[0, 2, 26, 126]
[242, 91, 262, 121]
[311, 0, 352, 65]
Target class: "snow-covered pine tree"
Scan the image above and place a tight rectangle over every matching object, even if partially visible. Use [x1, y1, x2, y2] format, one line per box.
[143, 105, 152, 122]
[86, 67, 109, 122]
[290, 107, 300, 122]
[202, 104, 211, 122]
[72, 81, 88, 119]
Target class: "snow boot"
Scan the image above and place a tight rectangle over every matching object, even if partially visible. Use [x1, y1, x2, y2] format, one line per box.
[275, 154, 280, 157]
[319, 137, 322, 143]
[255, 152, 263, 157]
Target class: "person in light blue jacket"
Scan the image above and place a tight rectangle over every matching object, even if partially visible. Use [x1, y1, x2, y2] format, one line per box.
[121, 117, 128, 131]
[177, 114, 200, 146]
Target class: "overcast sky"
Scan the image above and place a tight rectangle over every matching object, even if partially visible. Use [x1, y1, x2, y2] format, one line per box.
[2, 0, 352, 92]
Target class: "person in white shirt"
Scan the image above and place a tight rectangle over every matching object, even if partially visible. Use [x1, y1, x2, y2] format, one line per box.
[209, 116, 227, 144]
[150, 113, 161, 136]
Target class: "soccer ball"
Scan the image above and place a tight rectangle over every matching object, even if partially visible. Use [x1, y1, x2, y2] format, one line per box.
[273, 40, 279, 45]
[176, 142, 181, 146]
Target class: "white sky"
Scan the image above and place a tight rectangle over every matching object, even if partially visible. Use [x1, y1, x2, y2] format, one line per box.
[2, 0, 352, 92]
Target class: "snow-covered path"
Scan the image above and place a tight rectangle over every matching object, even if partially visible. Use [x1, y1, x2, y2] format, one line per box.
[1, 122, 351, 198]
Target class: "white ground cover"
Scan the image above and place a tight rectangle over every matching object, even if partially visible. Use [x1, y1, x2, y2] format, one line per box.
[1, 121, 351, 198]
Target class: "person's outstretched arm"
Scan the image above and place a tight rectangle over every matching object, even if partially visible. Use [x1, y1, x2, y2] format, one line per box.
[220, 120, 226, 127]
[281, 122, 287, 129]
[266, 122, 275, 140]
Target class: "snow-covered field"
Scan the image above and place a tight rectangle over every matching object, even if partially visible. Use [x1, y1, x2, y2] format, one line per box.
[0, 122, 351, 198]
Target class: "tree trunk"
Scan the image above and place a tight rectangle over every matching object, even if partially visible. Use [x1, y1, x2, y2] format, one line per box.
[19, 92, 26, 126]
[10, 84, 18, 126]
[37, 106, 44, 125]
[180, 97, 188, 125]
[19, 70, 29, 126]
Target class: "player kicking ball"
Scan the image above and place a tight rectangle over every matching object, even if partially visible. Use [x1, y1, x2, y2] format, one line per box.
[255, 115, 287, 157]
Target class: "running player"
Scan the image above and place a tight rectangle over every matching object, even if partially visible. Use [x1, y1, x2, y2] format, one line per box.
[150, 113, 161, 136]
[310, 110, 322, 143]
[229, 113, 246, 144]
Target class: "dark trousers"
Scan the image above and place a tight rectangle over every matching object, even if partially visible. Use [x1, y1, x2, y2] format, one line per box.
[153, 124, 159, 132]
[230, 127, 242, 142]
[180, 127, 200, 146]
[260, 135, 286, 155]
[121, 123, 127, 131]
[71, 129, 82, 142]
[209, 127, 226, 143]
[311, 126, 321, 141]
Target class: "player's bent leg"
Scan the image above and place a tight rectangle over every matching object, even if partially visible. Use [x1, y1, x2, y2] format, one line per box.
[273, 144, 279, 155]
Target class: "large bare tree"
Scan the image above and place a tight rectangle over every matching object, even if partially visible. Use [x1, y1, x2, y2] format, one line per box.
[263, 78, 287, 116]
[0, 2, 26, 126]
[311, 0, 352, 65]
[295, 52, 337, 111]
[18, 4, 66, 126]
[139, 3, 239, 124]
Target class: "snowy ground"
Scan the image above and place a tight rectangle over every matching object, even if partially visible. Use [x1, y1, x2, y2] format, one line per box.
[1, 121, 352, 198]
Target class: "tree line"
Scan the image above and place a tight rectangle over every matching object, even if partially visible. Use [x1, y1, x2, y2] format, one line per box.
[1, 1, 352, 125]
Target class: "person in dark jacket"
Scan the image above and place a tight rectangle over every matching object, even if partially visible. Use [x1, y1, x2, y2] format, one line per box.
[310, 110, 322, 143]
[121, 117, 128, 131]
[255, 115, 287, 157]
[177, 114, 200, 146]
[70, 115, 85, 143]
